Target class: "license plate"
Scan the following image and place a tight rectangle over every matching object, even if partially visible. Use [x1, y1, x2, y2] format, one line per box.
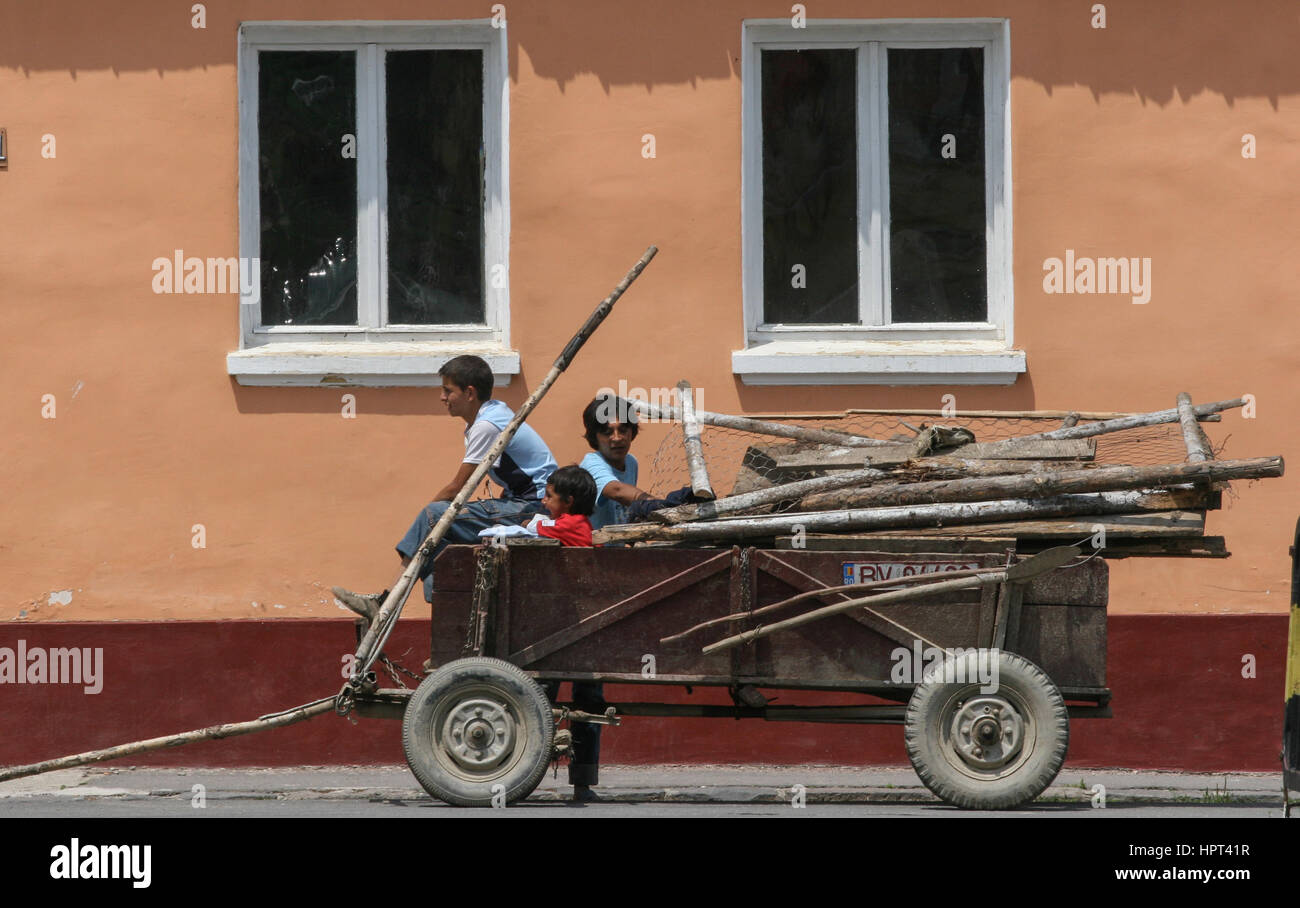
[841, 560, 982, 586]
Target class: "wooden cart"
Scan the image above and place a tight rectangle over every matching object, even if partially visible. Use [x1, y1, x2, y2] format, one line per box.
[353, 537, 1109, 810]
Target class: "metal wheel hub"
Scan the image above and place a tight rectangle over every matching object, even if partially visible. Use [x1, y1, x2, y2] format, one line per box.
[441, 697, 516, 771]
[949, 696, 1024, 770]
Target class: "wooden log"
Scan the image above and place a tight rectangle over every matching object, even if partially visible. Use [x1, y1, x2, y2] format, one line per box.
[593, 490, 1213, 545]
[796, 456, 1281, 512]
[676, 380, 715, 501]
[629, 398, 891, 447]
[845, 406, 1217, 421]
[0, 697, 335, 783]
[1005, 398, 1244, 443]
[841, 511, 1207, 539]
[352, 247, 658, 682]
[762, 439, 1097, 475]
[1176, 393, 1214, 463]
[652, 467, 890, 524]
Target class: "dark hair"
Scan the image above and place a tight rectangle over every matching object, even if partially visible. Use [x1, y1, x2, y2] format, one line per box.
[547, 465, 597, 516]
[582, 395, 640, 450]
[438, 355, 494, 401]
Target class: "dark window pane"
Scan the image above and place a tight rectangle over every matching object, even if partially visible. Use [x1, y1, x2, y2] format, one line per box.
[386, 50, 485, 325]
[258, 51, 357, 325]
[761, 49, 858, 325]
[888, 47, 986, 323]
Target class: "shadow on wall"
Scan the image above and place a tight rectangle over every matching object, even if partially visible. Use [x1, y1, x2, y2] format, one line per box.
[0, 0, 1295, 107]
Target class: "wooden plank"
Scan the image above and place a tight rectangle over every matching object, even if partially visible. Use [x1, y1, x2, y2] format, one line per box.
[507, 549, 733, 665]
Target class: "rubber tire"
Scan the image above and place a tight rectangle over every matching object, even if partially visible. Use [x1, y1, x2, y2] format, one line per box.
[904, 651, 1068, 810]
[402, 657, 554, 807]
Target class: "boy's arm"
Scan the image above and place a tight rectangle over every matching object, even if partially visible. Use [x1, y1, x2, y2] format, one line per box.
[432, 417, 501, 502]
[432, 461, 478, 503]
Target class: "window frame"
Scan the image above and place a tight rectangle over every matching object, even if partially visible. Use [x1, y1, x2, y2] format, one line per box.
[737, 19, 1020, 385]
[231, 21, 515, 386]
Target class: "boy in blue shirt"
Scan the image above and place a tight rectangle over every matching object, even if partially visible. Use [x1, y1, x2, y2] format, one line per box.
[333, 355, 557, 619]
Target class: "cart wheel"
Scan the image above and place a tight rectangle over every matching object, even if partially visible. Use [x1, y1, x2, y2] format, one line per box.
[904, 650, 1068, 810]
[402, 657, 554, 807]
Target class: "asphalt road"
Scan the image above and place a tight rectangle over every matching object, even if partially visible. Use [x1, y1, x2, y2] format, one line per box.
[0, 765, 1291, 818]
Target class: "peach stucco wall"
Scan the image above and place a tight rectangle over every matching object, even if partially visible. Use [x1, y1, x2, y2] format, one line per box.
[1, 1, 1296, 622]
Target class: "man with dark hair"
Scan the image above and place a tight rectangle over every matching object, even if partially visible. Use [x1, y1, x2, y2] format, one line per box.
[333, 354, 558, 617]
[579, 394, 654, 529]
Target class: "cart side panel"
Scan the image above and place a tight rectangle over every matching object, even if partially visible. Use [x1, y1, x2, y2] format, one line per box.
[428, 546, 479, 668]
[503, 546, 741, 677]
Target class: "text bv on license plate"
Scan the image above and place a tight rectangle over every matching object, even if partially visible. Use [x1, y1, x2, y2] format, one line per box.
[841, 560, 983, 587]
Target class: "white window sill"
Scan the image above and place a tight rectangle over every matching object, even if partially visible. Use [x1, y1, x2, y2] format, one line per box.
[226, 342, 521, 388]
[731, 340, 1026, 386]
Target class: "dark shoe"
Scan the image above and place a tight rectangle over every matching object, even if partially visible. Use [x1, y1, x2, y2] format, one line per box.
[572, 784, 602, 803]
[332, 587, 382, 624]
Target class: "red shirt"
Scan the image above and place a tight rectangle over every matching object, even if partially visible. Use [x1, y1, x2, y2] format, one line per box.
[535, 513, 593, 547]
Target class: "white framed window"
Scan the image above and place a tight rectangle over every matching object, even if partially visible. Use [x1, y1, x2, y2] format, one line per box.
[735, 19, 1024, 385]
[228, 21, 517, 387]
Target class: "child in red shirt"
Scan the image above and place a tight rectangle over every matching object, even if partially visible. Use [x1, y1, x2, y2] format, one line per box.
[530, 465, 596, 547]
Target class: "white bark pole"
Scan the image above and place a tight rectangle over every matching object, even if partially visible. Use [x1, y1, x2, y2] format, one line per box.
[1176, 393, 1214, 463]
[629, 399, 891, 447]
[350, 247, 658, 681]
[1007, 398, 1244, 442]
[677, 380, 715, 501]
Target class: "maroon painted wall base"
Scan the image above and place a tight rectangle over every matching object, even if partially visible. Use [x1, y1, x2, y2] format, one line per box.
[0, 615, 1285, 772]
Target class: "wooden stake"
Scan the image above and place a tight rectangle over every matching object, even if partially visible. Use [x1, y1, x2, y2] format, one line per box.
[677, 380, 715, 501]
[0, 697, 335, 784]
[1176, 393, 1214, 463]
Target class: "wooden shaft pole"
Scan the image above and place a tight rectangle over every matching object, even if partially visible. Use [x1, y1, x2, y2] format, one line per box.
[0, 698, 335, 784]
[701, 574, 1001, 655]
[660, 567, 997, 643]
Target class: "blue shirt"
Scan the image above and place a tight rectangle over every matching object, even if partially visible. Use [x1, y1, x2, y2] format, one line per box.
[463, 399, 558, 501]
[580, 451, 638, 530]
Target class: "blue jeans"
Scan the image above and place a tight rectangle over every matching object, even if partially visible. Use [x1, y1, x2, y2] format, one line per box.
[396, 497, 544, 602]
